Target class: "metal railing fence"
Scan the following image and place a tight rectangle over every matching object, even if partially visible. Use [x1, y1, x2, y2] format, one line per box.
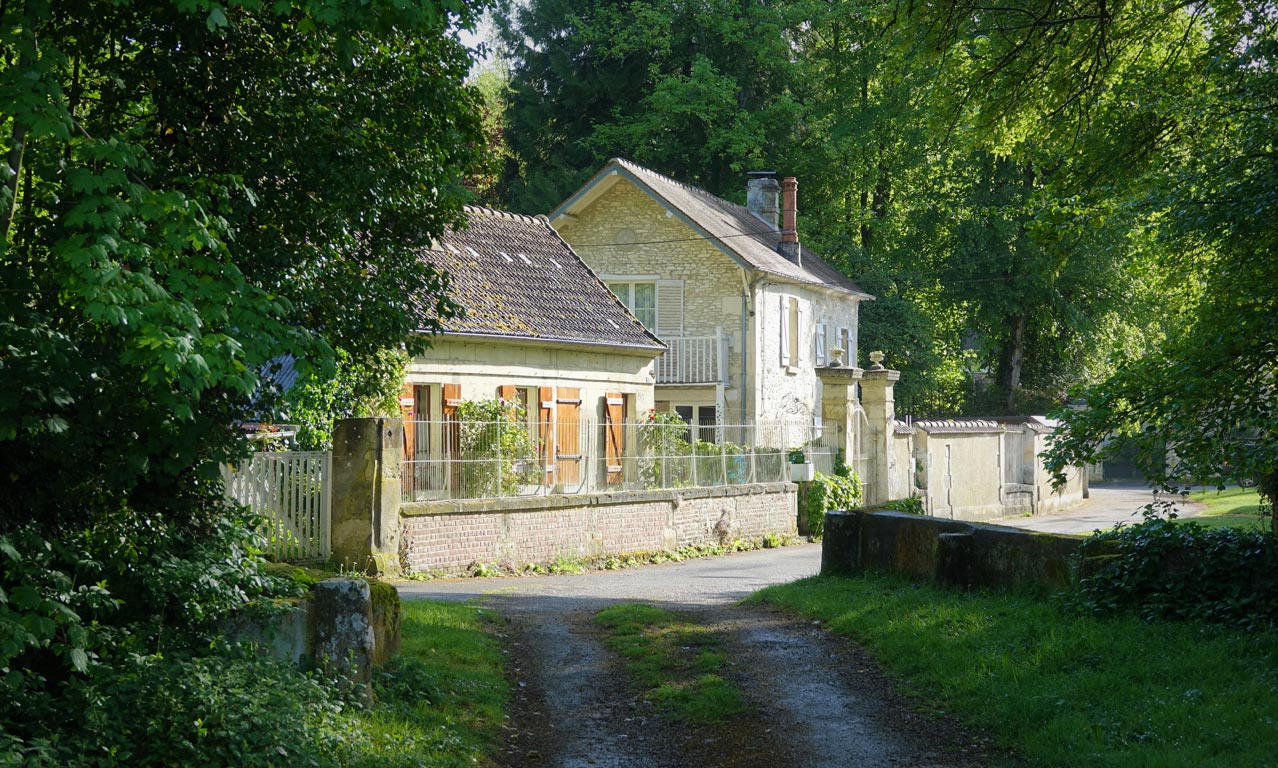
[402, 417, 855, 502]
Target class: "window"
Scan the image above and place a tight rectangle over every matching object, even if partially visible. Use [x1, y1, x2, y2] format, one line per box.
[607, 279, 684, 336]
[837, 327, 852, 366]
[609, 281, 656, 330]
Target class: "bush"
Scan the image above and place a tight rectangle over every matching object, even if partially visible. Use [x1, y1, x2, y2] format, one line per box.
[1068, 505, 1278, 630]
[880, 497, 925, 515]
[803, 472, 863, 537]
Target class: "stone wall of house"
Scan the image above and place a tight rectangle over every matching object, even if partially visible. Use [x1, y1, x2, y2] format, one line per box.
[554, 179, 749, 416]
[399, 483, 796, 575]
[756, 280, 860, 435]
[407, 335, 656, 420]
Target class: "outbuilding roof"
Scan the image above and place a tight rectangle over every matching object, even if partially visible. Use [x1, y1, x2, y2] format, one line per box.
[422, 206, 664, 351]
[553, 158, 872, 299]
[913, 419, 1006, 434]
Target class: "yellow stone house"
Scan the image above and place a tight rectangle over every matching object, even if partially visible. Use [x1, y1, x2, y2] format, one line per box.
[401, 205, 665, 499]
[550, 159, 873, 442]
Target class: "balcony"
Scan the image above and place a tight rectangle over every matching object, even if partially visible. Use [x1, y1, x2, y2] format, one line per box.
[655, 330, 729, 385]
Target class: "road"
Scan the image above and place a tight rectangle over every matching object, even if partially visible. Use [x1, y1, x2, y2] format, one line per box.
[990, 481, 1204, 535]
[396, 546, 996, 768]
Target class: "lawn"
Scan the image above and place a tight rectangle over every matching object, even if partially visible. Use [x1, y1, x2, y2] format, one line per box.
[342, 600, 509, 767]
[1185, 486, 1269, 530]
[750, 574, 1278, 768]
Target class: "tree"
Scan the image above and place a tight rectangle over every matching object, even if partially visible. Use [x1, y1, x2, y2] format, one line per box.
[0, 0, 484, 534]
[493, 0, 801, 211]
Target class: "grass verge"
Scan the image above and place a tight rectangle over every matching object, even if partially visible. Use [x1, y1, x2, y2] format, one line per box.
[594, 603, 746, 724]
[343, 600, 508, 767]
[750, 574, 1278, 768]
[1185, 486, 1269, 530]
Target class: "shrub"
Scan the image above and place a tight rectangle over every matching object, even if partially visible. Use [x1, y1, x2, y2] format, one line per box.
[880, 497, 925, 515]
[803, 472, 863, 537]
[1068, 505, 1278, 630]
[455, 399, 538, 497]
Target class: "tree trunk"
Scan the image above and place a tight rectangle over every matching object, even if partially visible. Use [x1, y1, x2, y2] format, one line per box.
[1000, 314, 1027, 412]
[1, 119, 27, 245]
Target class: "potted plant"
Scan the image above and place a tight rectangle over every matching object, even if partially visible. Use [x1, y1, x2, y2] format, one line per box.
[788, 447, 814, 482]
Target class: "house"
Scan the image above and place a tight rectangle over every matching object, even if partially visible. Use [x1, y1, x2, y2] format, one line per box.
[402, 205, 665, 498]
[549, 159, 872, 443]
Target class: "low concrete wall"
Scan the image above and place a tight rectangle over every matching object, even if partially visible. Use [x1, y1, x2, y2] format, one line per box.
[822, 508, 1083, 593]
[400, 483, 797, 574]
[223, 577, 402, 695]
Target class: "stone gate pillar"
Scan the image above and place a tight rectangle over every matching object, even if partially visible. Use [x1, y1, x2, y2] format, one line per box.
[860, 353, 900, 506]
[817, 365, 864, 472]
[331, 417, 403, 576]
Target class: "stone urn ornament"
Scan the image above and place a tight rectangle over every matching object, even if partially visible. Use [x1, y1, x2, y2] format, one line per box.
[829, 347, 845, 367]
[868, 350, 886, 371]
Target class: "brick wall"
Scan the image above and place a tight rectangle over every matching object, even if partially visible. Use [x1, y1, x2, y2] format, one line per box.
[399, 483, 797, 575]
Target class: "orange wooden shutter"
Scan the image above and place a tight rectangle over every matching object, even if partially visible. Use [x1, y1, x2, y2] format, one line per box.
[556, 388, 582, 486]
[498, 384, 516, 403]
[442, 383, 461, 491]
[538, 386, 555, 485]
[604, 393, 624, 484]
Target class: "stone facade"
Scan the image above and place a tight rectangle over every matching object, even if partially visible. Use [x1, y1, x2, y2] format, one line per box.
[399, 484, 797, 575]
[556, 180, 748, 417]
[554, 174, 866, 433]
[406, 335, 656, 422]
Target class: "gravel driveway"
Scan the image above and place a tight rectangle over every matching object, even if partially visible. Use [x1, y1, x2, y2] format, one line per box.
[396, 546, 1004, 767]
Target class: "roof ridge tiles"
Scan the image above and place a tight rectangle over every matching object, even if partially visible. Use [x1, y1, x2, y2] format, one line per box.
[462, 203, 543, 225]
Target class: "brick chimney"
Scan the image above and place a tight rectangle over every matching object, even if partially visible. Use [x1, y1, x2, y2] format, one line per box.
[746, 171, 780, 230]
[778, 176, 800, 264]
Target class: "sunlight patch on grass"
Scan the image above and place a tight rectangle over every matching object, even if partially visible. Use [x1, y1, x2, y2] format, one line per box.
[750, 574, 1278, 768]
[340, 600, 508, 768]
[1186, 486, 1268, 530]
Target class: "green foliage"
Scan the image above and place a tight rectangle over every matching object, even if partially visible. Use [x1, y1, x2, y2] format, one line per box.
[0, 0, 483, 535]
[1068, 507, 1278, 630]
[638, 410, 693, 488]
[803, 471, 863, 537]
[284, 349, 410, 451]
[594, 603, 746, 724]
[454, 399, 539, 497]
[879, 497, 925, 516]
[493, 0, 801, 210]
[752, 573, 1278, 768]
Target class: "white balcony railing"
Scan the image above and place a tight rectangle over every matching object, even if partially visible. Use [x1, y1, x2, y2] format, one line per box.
[655, 330, 728, 384]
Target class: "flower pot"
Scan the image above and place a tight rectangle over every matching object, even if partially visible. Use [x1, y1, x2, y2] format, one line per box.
[790, 462, 815, 482]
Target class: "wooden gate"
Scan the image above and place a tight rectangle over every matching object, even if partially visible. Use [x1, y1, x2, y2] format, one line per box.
[223, 451, 331, 562]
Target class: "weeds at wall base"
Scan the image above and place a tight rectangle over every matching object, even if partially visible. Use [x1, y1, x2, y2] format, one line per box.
[398, 534, 807, 580]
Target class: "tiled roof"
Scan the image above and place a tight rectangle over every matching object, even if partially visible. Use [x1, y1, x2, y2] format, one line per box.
[893, 420, 914, 435]
[556, 159, 872, 299]
[423, 206, 664, 350]
[914, 419, 1006, 434]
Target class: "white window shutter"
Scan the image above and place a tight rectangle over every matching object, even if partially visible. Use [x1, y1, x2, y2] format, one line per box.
[797, 305, 807, 364]
[779, 295, 791, 366]
[656, 280, 684, 337]
[815, 323, 827, 366]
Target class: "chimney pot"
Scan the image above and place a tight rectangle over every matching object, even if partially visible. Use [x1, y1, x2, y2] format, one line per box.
[746, 172, 780, 230]
[778, 177, 801, 265]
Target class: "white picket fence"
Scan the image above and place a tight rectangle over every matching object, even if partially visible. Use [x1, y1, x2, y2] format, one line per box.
[223, 451, 332, 562]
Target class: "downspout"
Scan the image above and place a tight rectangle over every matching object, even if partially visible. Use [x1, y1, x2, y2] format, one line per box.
[739, 270, 750, 426]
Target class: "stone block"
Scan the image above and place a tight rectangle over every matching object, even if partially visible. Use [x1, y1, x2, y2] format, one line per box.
[313, 578, 376, 703]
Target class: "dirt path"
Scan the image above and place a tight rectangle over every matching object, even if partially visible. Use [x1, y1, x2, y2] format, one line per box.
[398, 546, 1009, 767]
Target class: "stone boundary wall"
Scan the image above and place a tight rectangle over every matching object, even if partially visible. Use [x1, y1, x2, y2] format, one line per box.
[400, 483, 797, 575]
[822, 508, 1084, 593]
[223, 577, 401, 700]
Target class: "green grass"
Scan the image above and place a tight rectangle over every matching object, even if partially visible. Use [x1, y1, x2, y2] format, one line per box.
[750, 574, 1278, 768]
[342, 600, 508, 767]
[594, 603, 746, 724]
[1185, 486, 1269, 530]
